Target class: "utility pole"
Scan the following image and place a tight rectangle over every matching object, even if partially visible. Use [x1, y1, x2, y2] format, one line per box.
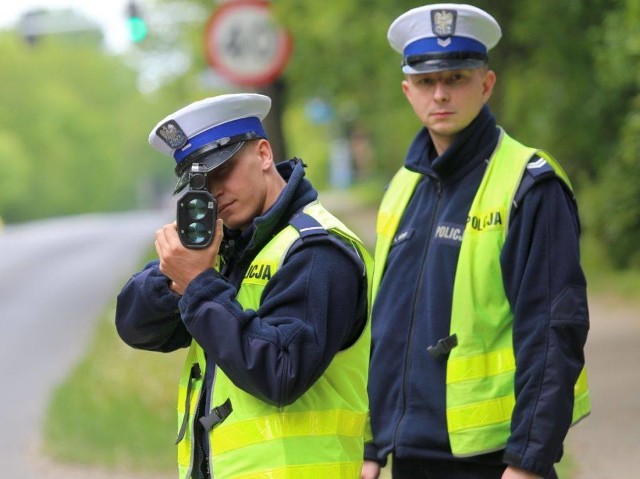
[258, 78, 288, 162]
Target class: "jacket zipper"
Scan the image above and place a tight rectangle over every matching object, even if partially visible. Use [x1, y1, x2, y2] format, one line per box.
[391, 176, 443, 448]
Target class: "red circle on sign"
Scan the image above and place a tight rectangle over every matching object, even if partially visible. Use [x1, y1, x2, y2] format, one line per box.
[205, 0, 293, 86]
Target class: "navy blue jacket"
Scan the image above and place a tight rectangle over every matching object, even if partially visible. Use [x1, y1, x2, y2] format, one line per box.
[365, 106, 589, 477]
[116, 159, 367, 459]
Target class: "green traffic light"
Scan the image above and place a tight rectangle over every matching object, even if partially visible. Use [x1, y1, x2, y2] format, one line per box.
[128, 16, 147, 43]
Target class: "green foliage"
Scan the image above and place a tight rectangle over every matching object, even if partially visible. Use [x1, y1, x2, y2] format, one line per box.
[494, 0, 620, 184]
[4, 0, 640, 266]
[584, 0, 640, 269]
[273, 0, 422, 175]
[581, 105, 640, 269]
[282, 103, 331, 189]
[0, 33, 173, 223]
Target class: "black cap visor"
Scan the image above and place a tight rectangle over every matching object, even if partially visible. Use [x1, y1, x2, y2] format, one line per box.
[403, 51, 488, 74]
[172, 130, 265, 194]
[173, 141, 245, 194]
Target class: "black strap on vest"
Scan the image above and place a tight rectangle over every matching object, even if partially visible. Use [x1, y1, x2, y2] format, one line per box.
[199, 397, 233, 431]
[175, 363, 202, 444]
[289, 212, 327, 238]
[427, 334, 458, 359]
[290, 209, 366, 278]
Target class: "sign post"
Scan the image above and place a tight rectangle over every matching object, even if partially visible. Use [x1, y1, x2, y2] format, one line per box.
[205, 0, 292, 160]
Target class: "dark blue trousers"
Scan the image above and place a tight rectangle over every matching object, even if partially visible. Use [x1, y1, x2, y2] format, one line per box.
[391, 457, 558, 479]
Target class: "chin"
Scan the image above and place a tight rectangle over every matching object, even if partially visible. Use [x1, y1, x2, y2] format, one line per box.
[224, 217, 249, 231]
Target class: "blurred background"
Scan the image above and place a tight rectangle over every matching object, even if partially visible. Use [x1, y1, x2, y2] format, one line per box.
[0, 0, 638, 478]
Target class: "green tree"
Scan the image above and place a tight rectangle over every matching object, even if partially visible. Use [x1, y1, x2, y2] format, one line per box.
[489, 0, 619, 184]
[582, 0, 640, 268]
[71, 0, 640, 269]
[273, 0, 425, 176]
[0, 32, 174, 222]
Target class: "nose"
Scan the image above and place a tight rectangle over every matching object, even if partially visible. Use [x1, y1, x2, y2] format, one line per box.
[207, 175, 223, 198]
[433, 81, 450, 102]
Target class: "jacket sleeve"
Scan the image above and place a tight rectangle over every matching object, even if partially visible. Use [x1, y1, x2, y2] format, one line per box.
[501, 177, 589, 477]
[364, 442, 387, 467]
[115, 260, 192, 352]
[178, 236, 367, 407]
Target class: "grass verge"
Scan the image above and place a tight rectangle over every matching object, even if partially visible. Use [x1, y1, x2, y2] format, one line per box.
[43, 305, 182, 473]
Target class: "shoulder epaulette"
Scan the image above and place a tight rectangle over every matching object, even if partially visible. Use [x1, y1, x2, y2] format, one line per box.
[289, 212, 327, 238]
[525, 155, 555, 179]
[513, 155, 557, 209]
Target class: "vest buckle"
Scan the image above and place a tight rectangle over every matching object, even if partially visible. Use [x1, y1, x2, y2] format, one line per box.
[199, 397, 233, 431]
[427, 334, 458, 359]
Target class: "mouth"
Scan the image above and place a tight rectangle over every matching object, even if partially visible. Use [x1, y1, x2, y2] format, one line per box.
[430, 110, 453, 118]
[218, 201, 233, 215]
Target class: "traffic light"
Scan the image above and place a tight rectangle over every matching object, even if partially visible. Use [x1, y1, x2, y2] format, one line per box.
[126, 1, 147, 43]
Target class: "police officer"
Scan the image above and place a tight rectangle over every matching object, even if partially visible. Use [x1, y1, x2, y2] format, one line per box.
[115, 93, 373, 479]
[362, 5, 590, 479]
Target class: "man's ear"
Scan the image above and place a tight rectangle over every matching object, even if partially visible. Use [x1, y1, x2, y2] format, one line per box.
[256, 139, 274, 170]
[482, 69, 497, 101]
[401, 78, 411, 100]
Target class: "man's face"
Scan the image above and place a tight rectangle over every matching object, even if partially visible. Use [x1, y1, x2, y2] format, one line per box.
[402, 67, 496, 153]
[206, 140, 270, 231]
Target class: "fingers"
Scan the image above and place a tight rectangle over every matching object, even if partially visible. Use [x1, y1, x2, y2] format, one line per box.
[154, 227, 166, 261]
[210, 219, 224, 254]
[155, 223, 179, 273]
[154, 220, 224, 292]
[361, 461, 381, 479]
[155, 223, 179, 251]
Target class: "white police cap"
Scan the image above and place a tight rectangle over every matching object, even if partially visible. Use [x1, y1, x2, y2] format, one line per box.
[149, 93, 271, 193]
[388, 3, 501, 74]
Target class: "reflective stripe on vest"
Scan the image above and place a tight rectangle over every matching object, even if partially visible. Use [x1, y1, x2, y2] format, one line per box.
[177, 344, 206, 479]
[177, 201, 373, 479]
[373, 129, 590, 457]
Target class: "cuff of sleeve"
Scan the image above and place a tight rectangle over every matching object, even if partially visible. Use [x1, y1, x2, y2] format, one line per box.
[181, 268, 225, 300]
[364, 443, 387, 467]
[503, 449, 554, 478]
[142, 264, 181, 312]
[179, 268, 235, 320]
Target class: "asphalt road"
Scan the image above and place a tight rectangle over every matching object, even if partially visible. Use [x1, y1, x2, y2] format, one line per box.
[562, 295, 640, 478]
[0, 210, 169, 479]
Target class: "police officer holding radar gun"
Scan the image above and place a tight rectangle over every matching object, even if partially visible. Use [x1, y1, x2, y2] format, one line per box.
[362, 4, 590, 479]
[115, 93, 373, 479]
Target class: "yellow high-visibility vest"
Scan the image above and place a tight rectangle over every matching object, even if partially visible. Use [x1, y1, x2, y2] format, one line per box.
[373, 130, 590, 457]
[177, 201, 373, 479]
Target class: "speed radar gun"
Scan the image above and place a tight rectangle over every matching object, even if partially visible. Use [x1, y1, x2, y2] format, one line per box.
[148, 93, 272, 249]
[177, 164, 217, 248]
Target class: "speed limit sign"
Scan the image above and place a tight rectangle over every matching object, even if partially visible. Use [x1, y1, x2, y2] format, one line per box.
[205, 0, 293, 86]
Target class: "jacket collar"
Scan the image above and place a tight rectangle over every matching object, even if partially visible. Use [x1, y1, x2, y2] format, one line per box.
[225, 158, 318, 259]
[405, 105, 500, 184]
